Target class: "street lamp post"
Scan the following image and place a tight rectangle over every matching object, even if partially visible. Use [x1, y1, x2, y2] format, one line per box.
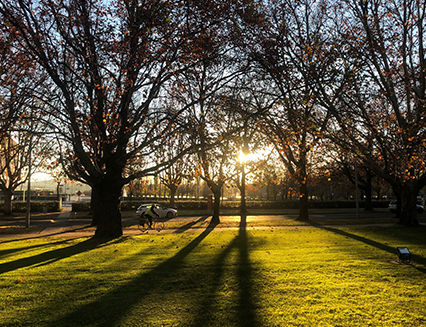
[56, 181, 62, 208]
[25, 108, 35, 228]
[25, 141, 32, 228]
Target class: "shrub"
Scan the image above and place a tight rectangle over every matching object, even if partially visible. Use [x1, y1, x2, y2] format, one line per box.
[67, 199, 391, 212]
[8, 201, 61, 213]
[71, 202, 91, 212]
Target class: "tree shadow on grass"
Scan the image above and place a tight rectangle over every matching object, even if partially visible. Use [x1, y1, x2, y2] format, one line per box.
[189, 215, 258, 327]
[0, 232, 56, 245]
[237, 215, 258, 326]
[322, 225, 426, 274]
[173, 215, 211, 234]
[44, 221, 218, 327]
[45, 218, 259, 327]
[0, 224, 94, 244]
[0, 237, 118, 274]
[0, 238, 75, 260]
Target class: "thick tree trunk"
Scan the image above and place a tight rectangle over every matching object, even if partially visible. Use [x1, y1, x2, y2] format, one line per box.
[94, 181, 123, 238]
[296, 157, 309, 221]
[206, 179, 223, 225]
[211, 189, 221, 224]
[169, 185, 177, 208]
[90, 185, 101, 226]
[297, 182, 309, 221]
[2, 188, 13, 216]
[393, 189, 402, 218]
[399, 183, 419, 226]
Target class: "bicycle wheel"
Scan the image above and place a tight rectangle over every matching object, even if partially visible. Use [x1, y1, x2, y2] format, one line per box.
[154, 219, 165, 231]
[138, 217, 148, 232]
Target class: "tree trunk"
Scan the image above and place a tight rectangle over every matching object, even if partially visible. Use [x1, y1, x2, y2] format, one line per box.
[266, 183, 270, 201]
[211, 189, 221, 224]
[297, 181, 309, 221]
[169, 185, 177, 208]
[394, 189, 402, 218]
[94, 180, 123, 238]
[296, 157, 309, 221]
[206, 179, 223, 225]
[399, 182, 419, 226]
[363, 170, 374, 211]
[240, 163, 247, 214]
[2, 187, 13, 216]
[90, 185, 101, 226]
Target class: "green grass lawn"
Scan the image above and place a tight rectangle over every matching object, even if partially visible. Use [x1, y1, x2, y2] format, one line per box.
[1, 225, 426, 326]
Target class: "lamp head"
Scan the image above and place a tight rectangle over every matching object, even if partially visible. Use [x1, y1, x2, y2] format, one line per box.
[396, 247, 411, 263]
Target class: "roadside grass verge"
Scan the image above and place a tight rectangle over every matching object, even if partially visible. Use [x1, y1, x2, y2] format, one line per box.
[1, 225, 426, 326]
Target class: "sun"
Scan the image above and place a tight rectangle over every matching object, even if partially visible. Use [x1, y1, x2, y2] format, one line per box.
[31, 172, 53, 181]
[238, 150, 262, 164]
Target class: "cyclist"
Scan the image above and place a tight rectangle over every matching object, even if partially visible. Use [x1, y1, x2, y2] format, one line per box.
[144, 204, 160, 229]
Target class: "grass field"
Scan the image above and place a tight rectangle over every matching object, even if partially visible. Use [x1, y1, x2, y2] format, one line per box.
[1, 224, 425, 326]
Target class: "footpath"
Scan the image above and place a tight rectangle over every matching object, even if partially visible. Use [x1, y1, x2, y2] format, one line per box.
[1, 206, 144, 239]
[0, 206, 407, 239]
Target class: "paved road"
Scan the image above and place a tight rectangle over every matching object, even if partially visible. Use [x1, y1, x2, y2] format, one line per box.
[0, 207, 403, 239]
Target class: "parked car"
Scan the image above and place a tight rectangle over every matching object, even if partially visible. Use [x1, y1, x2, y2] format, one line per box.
[136, 203, 178, 219]
[388, 200, 424, 213]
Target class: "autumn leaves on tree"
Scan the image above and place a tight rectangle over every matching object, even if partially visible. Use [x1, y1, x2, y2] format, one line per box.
[1, 0, 425, 236]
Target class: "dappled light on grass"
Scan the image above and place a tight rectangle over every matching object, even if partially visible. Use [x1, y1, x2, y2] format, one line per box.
[0, 226, 425, 326]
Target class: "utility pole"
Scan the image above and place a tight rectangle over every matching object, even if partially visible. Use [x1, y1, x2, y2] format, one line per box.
[25, 141, 32, 228]
[25, 108, 34, 228]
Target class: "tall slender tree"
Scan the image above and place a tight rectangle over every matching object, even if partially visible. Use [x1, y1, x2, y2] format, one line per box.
[168, 4, 251, 223]
[238, 0, 331, 221]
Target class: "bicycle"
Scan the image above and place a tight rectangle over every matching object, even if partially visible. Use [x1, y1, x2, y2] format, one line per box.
[138, 214, 165, 232]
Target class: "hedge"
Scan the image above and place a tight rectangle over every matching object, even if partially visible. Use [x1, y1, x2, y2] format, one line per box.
[1, 201, 61, 213]
[71, 202, 91, 212]
[70, 199, 390, 212]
